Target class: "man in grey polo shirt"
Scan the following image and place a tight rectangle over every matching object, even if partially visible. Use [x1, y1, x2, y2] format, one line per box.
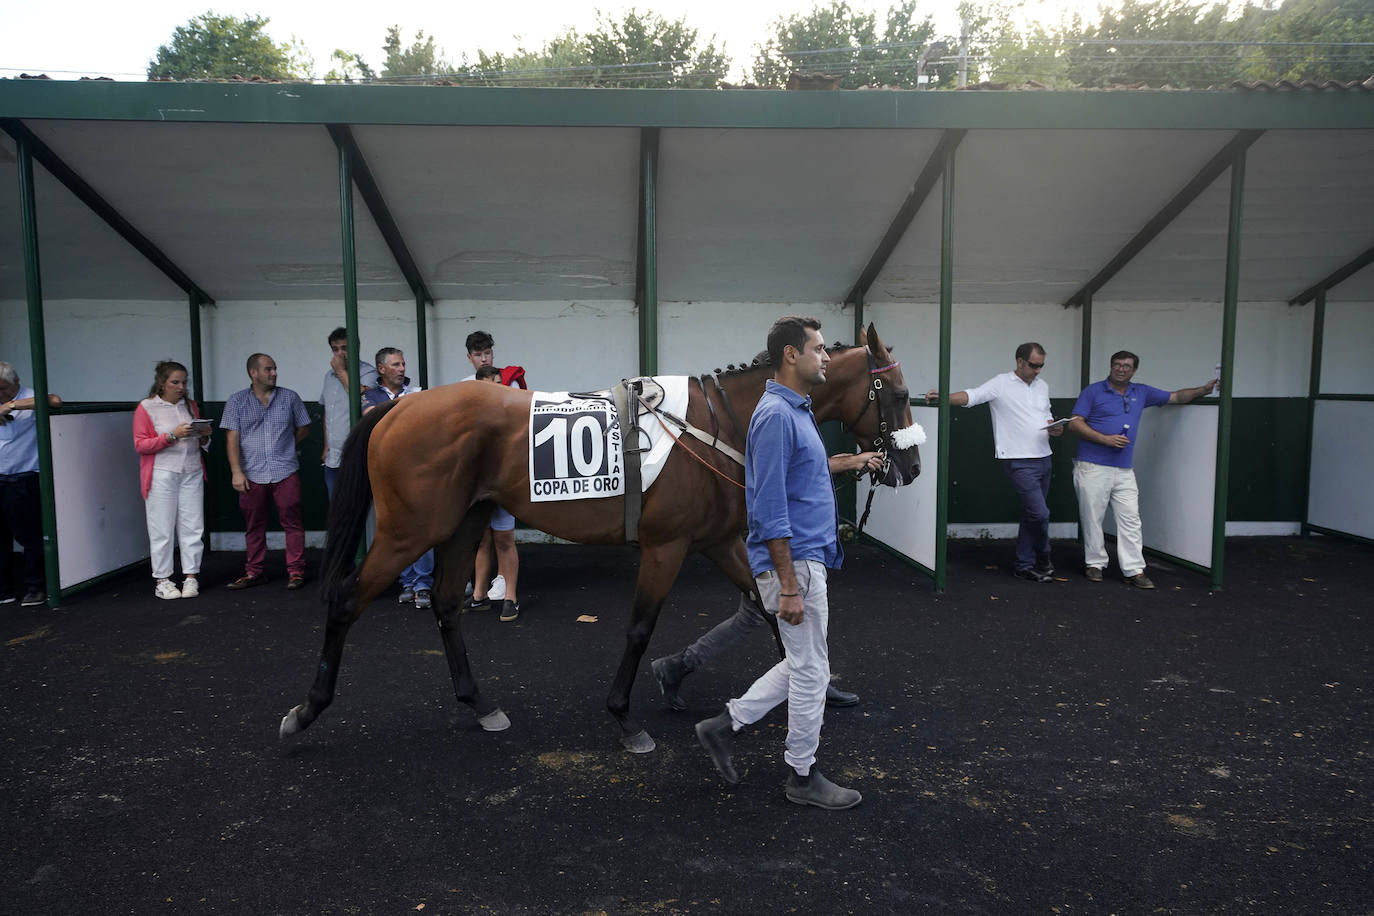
[222, 353, 311, 591]
[319, 327, 377, 500]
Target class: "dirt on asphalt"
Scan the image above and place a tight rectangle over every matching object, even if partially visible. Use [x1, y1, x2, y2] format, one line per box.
[2, 536, 1370, 913]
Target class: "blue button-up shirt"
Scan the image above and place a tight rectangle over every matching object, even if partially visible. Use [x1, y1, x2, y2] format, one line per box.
[745, 379, 842, 576]
[220, 386, 311, 484]
[1071, 378, 1171, 469]
[0, 386, 40, 475]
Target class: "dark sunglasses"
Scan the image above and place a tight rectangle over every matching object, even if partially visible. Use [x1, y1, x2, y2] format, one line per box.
[1024, 360, 1044, 370]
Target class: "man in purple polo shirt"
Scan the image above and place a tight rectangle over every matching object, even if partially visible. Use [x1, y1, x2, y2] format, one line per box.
[221, 353, 311, 590]
[695, 316, 881, 811]
[1069, 350, 1216, 589]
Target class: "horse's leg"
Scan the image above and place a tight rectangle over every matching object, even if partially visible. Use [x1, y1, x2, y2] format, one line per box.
[429, 502, 510, 732]
[279, 538, 419, 738]
[651, 538, 771, 710]
[610, 537, 693, 753]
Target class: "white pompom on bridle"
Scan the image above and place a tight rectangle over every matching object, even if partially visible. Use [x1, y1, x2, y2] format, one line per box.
[891, 422, 926, 450]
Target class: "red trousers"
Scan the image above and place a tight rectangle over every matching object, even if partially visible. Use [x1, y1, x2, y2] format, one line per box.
[238, 472, 304, 577]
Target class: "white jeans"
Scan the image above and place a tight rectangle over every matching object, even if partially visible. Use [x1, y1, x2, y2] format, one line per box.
[1073, 460, 1145, 576]
[145, 468, 205, 579]
[728, 560, 829, 776]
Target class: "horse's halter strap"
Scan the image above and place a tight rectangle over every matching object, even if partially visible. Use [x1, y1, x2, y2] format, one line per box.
[847, 352, 904, 460]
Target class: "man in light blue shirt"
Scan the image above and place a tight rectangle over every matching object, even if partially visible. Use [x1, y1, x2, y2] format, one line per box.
[695, 316, 880, 811]
[0, 361, 62, 607]
[319, 327, 377, 500]
[221, 353, 311, 591]
[1069, 350, 1216, 588]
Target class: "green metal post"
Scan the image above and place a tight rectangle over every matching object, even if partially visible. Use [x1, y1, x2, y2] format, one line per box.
[188, 291, 205, 404]
[637, 128, 659, 376]
[15, 132, 60, 605]
[338, 144, 361, 426]
[1079, 289, 1093, 390]
[415, 291, 429, 390]
[1211, 149, 1246, 591]
[934, 144, 956, 594]
[1299, 288, 1326, 537]
[338, 142, 364, 566]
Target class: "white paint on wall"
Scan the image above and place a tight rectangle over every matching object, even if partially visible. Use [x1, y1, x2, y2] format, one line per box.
[657, 301, 855, 375]
[1089, 299, 1311, 398]
[50, 411, 149, 588]
[1308, 400, 1374, 540]
[1319, 300, 1374, 395]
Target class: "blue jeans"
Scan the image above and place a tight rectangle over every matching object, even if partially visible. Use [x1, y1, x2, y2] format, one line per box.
[400, 549, 434, 592]
[1001, 457, 1052, 570]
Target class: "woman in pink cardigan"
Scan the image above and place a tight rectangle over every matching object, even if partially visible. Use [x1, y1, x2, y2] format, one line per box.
[132, 361, 211, 599]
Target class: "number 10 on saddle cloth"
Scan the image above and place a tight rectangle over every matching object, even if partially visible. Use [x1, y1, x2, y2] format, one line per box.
[527, 378, 688, 503]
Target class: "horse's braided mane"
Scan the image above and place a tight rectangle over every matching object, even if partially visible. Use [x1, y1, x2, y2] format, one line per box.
[709, 341, 857, 380]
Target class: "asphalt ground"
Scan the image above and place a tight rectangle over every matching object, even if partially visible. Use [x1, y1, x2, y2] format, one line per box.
[2, 536, 1370, 914]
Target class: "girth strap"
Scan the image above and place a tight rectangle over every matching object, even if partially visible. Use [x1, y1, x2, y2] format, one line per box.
[613, 380, 650, 545]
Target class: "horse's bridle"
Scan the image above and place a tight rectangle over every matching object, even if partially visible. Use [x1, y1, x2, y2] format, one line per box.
[845, 351, 908, 479]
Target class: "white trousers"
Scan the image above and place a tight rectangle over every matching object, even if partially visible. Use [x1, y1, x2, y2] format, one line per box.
[1073, 460, 1145, 576]
[728, 560, 829, 776]
[145, 468, 205, 579]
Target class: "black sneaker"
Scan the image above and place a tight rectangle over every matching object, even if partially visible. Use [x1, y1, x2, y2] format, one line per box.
[463, 595, 490, 613]
[1033, 558, 1055, 578]
[1013, 567, 1051, 583]
[20, 589, 46, 607]
[499, 600, 520, 622]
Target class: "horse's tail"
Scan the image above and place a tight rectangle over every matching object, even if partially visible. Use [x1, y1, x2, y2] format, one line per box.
[320, 399, 402, 606]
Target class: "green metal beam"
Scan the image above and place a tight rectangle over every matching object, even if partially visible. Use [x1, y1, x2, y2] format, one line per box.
[188, 291, 205, 404]
[1210, 146, 1247, 592]
[934, 142, 956, 594]
[1063, 130, 1264, 308]
[326, 124, 433, 305]
[338, 144, 362, 427]
[0, 118, 214, 305]
[1288, 244, 1374, 306]
[14, 131, 60, 606]
[844, 129, 966, 309]
[415, 290, 430, 391]
[636, 127, 659, 376]
[1079, 288, 1093, 390]
[1299, 288, 1325, 537]
[5, 81, 1373, 130]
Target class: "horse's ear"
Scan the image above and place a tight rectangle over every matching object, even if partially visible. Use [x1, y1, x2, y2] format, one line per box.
[865, 322, 886, 356]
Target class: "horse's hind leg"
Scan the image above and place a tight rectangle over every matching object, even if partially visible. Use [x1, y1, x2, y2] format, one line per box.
[430, 502, 509, 732]
[279, 548, 411, 739]
[609, 537, 692, 753]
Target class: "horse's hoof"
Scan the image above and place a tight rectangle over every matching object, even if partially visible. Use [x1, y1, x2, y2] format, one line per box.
[621, 729, 656, 754]
[478, 709, 511, 732]
[279, 706, 304, 739]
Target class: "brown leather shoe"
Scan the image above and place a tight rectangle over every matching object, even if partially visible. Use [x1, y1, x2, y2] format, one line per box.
[286, 575, 306, 590]
[226, 574, 265, 590]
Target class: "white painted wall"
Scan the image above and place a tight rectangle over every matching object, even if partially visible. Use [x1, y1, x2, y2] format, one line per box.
[1089, 299, 1311, 397]
[1308, 400, 1374, 539]
[658, 301, 854, 375]
[1319, 300, 1374, 395]
[1, 297, 639, 401]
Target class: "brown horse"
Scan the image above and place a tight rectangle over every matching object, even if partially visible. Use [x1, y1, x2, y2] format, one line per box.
[280, 323, 920, 752]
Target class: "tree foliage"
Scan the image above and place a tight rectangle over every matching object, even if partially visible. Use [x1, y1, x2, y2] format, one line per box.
[1244, 0, 1374, 81]
[381, 26, 452, 78]
[147, 12, 308, 80]
[462, 8, 727, 87]
[751, 1, 937, 88]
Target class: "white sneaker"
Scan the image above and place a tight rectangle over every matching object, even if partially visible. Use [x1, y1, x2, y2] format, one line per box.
[181, 576, 199, 598]
[154, 579, 182, 600]
[489, 575, 507, 601]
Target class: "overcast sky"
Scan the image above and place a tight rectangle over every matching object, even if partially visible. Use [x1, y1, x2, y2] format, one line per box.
[1, 0, 1101, 83]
